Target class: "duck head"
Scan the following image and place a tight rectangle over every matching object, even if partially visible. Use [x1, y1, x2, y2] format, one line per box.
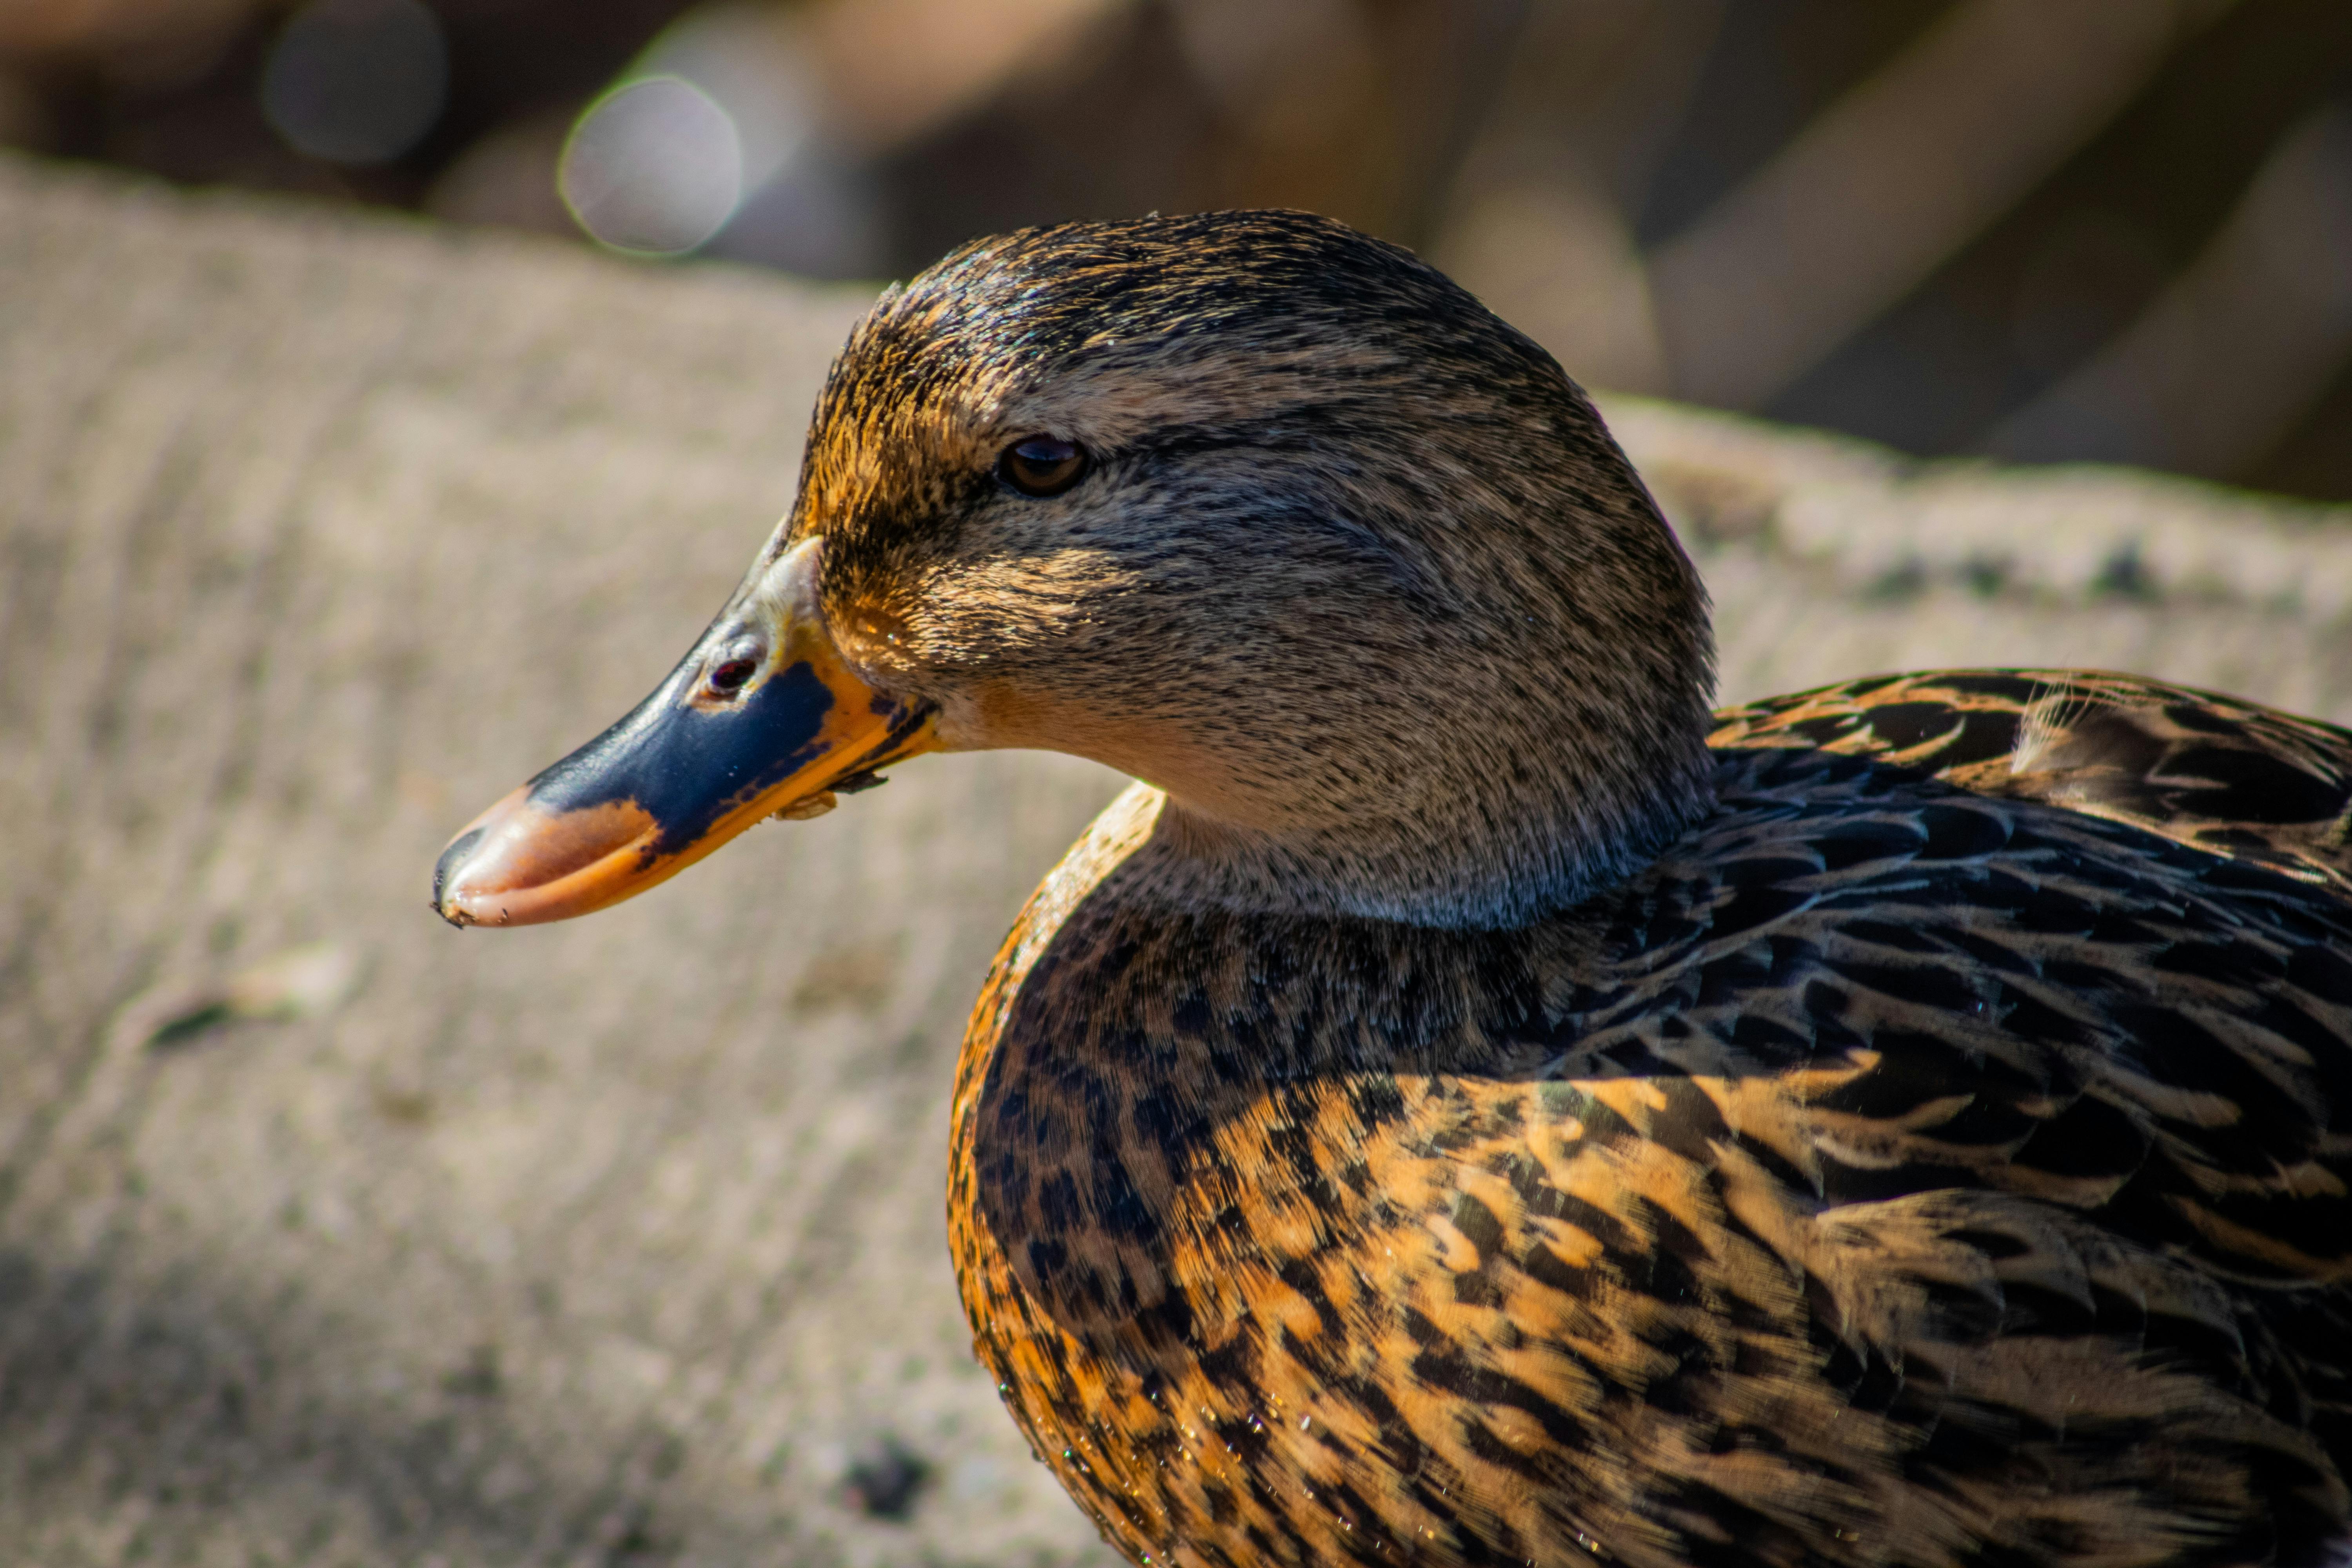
[433, 211, 1715, 931]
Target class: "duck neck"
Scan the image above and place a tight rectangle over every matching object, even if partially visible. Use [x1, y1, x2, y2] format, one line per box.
[1138, 739, 1717, 931]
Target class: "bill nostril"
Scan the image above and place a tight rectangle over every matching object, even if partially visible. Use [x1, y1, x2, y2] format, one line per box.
[707, 631, 766, 696]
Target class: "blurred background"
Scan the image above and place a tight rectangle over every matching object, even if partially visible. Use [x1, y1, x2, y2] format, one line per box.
[4, 0, 2350, 501]
[2, 10, 2349, 1563]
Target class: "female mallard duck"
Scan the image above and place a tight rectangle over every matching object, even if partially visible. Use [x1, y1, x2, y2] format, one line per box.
[432, 212, 2352, 1568]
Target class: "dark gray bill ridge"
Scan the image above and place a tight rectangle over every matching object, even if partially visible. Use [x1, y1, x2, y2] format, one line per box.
[523, 659, 842, 856]
[431, 826, 486, 909]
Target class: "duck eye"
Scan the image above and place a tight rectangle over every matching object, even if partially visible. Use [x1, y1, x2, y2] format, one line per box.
[997, 436, 1087, 498]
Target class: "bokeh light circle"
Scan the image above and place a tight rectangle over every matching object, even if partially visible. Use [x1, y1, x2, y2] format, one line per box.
[261, 0, 449, 167]
[559, 77, 745, 256]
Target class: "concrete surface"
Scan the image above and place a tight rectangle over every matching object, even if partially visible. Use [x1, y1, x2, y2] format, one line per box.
[1, 154, 2346, 1568]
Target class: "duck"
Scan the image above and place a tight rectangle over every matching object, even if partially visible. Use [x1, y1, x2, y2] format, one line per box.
[430, 211, 2352, 1568]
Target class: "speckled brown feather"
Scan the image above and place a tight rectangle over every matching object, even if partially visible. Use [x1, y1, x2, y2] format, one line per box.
[949, 677, 2352, 1568]
[1710, 670, 2352, 895]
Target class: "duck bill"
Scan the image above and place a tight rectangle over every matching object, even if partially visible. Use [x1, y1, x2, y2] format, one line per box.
[432, 537, 935, 928]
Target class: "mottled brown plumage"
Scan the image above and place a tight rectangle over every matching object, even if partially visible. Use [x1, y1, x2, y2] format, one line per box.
[952, 672, 2352, 1568]
[1712, 670, 2352, 896]
[443, 211, 2352, 1568]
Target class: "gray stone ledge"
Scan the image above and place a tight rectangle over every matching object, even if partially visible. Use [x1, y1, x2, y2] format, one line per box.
[1603, 395, 2352, 617]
